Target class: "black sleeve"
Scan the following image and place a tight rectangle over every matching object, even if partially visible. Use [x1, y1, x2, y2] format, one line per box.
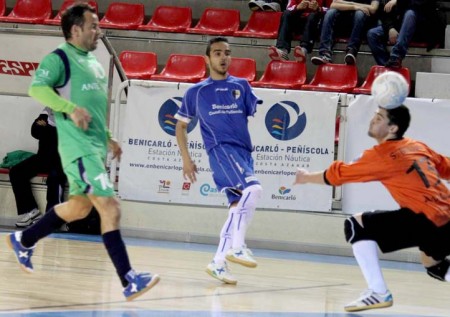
[31, 114, 49, 140]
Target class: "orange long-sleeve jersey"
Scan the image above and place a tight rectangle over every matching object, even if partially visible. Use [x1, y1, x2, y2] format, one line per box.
[325, 138, 450, 226]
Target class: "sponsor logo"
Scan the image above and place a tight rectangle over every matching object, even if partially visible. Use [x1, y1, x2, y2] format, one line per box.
[158, 180, 171, 193]
[182, 182, 191, 190]
[181, 182, 191, 196]
[271, 186, 296, 200]
[200, 183, 222, 197]
[278, 186, 291, 195]
[265, 101, 307, 141]
[0, 59, 39, 77]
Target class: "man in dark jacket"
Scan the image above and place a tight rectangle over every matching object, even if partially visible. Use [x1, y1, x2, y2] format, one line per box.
[10, 107, 66, 227]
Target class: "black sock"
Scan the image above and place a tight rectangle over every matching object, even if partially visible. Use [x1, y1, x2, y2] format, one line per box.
[102, 230, 132, 287]
[21, 207, 65, 248]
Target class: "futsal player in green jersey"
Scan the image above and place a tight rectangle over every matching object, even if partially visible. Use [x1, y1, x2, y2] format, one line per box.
[6, 3, 159, 301]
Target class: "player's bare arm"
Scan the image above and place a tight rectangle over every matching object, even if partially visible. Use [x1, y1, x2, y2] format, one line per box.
[175, 120, 198, 183]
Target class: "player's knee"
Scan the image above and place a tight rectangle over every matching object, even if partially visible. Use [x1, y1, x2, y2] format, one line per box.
[344, 216, 370, 244]
[241, 184, 262, 209]
[426, 259, 450, 282]
[243, 184, 263, 199]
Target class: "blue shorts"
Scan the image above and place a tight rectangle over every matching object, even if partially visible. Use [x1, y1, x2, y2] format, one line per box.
[208, 144, 260, 204]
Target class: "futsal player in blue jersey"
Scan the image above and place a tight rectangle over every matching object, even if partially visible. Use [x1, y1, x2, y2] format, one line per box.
[175, 37, 263, 284]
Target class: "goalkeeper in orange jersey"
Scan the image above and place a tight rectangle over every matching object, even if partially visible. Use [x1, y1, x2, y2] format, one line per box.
[294, 105, 450, 312]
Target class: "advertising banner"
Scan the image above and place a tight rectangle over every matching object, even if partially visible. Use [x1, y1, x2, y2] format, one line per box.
[119, 83, 338, 212]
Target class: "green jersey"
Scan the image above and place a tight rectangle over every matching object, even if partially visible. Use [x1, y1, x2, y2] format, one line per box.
[29, 42, 109, 167]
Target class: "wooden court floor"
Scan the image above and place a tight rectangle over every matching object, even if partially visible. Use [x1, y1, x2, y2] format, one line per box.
[0, 230, 449, 317]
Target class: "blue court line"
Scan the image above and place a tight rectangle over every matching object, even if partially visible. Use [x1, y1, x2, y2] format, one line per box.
[0, 230, 435, 317]
[36, 231, 424, 273]
[0, 311, 443, 317]
[0, 229, 424, 272]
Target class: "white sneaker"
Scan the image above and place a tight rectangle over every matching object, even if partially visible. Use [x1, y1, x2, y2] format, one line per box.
[226, 247, 258, 268]
[205, 261, 237, 284]
[345, 289, 393, 312]
[15, 209, 42, 228]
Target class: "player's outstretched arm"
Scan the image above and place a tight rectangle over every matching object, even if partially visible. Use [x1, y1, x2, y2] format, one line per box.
[293, 168, 327, 185]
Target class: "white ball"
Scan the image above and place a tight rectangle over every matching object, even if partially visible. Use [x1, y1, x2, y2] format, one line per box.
[371, 71, 409, 109]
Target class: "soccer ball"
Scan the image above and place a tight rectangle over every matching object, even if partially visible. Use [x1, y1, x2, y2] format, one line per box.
[371, 71, 409, 109]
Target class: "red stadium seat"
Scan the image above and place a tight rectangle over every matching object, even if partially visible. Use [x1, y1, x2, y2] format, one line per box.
[0, 0, 51, 24]
[234, 11, 282, 39]
[228, 57, 256, 82]
[301, 64, 358, 92]
[251, 60, 306, 89]
[150, 54, 206, 83]
[186, 8, 240, 36]
[99, 2, 144, 30]
[44, 0, 98, 25]
[138, 6, 192, 33]
[353, 65, 411, 94]
[119, 51, 157, 80]
[0, 0, 5, 16]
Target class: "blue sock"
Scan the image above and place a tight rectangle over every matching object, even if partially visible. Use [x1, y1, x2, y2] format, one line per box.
[21, 207, 65, 248]
[102, 230, 132, 287]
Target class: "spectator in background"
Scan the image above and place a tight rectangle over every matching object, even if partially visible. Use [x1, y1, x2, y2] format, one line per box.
[268, 0, 323, 62]
[10, 107, 66, 228]
[311, 0, 379, 65]
[367, 0, 439, 68]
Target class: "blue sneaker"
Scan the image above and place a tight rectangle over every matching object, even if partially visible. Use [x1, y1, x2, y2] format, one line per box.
[123, 270, 160, 301]
[6, 231, 35, 273]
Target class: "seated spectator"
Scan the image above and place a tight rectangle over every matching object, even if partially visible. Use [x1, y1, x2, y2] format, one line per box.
[10, 107, 66, 228]
[367, 0, 439, 68]
[268, 0, 323, 62]
[311, 0, 379, 65]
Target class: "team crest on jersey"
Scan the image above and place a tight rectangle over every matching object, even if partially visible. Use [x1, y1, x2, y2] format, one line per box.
[232, 89, 241, 100]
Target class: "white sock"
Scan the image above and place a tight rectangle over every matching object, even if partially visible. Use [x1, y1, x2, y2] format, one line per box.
[352, 240, 388, 294]
[231, 185, 262, 249]
[231, 207, 247, 249]
[213, 208, 235, 263]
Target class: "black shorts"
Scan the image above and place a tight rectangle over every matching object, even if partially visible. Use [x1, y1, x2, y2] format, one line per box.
[361, 208, 450, 260]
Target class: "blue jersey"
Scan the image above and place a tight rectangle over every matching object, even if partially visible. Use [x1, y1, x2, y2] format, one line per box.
[175, 76, 260, 153]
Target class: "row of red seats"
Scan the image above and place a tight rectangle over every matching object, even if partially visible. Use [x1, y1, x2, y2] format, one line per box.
[119, 50, 411, 93]
[119, 51, 257, 83]
[0, 0, 97, 24]
[0, 1, 431, 48]
[0, 1, 282, 38]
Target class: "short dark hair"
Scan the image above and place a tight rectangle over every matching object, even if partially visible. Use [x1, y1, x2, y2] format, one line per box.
[61, 3, 96, 40]
[205, 37, 229, 56]
[386, 105, 410, 138]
